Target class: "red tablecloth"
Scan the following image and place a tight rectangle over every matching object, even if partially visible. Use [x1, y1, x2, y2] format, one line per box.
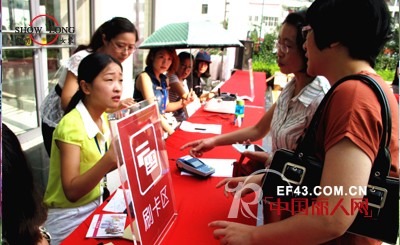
[62, 70, 267, 245]
[220, 70, 266, 107]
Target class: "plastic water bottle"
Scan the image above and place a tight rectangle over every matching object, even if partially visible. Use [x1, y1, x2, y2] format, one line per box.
[262, 85, 273, 152]
[234, 99, 245, 127]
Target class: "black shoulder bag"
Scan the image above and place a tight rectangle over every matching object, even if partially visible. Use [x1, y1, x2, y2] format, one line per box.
[262, 74, 399, 244]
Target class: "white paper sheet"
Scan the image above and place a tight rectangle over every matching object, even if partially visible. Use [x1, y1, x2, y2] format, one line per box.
[185, 98, 202, 118]
[179, 121, 222, 134]
[181, 158, 235, 177]
[103, 188, 130, 213]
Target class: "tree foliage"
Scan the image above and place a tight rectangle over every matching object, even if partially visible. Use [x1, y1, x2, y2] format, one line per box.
[252, 21, 399, 81]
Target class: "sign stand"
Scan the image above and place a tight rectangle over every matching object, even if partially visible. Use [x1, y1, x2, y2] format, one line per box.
[108, 99, 177, 245]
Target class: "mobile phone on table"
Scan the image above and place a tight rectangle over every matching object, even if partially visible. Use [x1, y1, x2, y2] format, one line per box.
[232, 143, 267, 153]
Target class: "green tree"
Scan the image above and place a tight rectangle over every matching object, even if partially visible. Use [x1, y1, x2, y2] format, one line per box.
[375, 19, 399, 81]
[253, 32, 279, 77]
[252, 20, 399, 81]
[249, 26, 259, 45]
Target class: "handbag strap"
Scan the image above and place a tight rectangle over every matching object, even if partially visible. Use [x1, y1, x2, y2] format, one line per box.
[296, 74, 392, 177]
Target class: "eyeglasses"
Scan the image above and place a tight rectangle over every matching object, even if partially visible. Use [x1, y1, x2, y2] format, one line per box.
[302, 25, 313, 39]
[110, 40, 137, 53]
[275, 42, 290, 54]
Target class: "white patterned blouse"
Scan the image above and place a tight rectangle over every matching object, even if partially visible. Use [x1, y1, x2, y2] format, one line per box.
[40, 50, 90, 128]
[270, 76, 330, 153]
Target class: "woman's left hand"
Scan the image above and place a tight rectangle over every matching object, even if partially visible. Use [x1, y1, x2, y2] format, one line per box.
[209, 220, 255, 245]
[186, 90, 198, 101]
[242, 151, 269, 164]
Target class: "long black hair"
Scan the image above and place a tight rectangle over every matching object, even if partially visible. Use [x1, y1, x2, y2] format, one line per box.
[2, 123, 48, 245]
[64, 53, 123, 114]
[74, 17, 138, 53]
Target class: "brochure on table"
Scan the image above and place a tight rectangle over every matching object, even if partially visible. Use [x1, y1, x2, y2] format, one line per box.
[86, 213, 127, 238]
[108, 100, 177, 245]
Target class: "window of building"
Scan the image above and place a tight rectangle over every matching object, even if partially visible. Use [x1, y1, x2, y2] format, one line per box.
[265, 16, 278, 27]
[202, 4, 208, 14]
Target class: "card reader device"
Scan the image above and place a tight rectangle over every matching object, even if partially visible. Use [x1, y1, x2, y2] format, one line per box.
[176, 155, 215, 177]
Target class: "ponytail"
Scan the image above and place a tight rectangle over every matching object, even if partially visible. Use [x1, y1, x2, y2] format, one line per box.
[64, 90, 84, 115]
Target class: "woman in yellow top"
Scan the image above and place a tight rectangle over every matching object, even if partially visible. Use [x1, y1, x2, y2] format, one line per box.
[43, 53, 124, 244]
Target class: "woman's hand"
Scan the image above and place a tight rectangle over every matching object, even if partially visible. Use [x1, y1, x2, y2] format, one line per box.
[185, 90, 198, 102]
[180, 137, 216, 157]
[209, 220, 255, 245]
[199, 92, 213, 102]
[181, 98, 191, 108]
[215, 174, 264, 198]
[242, 151, 268, 162]
[106, 98, 136, 113]
[117, 98, 136, 110]
[104, 137, 119, 171]
[182, 91, 199, 107]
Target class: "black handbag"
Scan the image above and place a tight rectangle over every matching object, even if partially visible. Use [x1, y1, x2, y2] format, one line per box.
[262, 74, 399, 244]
